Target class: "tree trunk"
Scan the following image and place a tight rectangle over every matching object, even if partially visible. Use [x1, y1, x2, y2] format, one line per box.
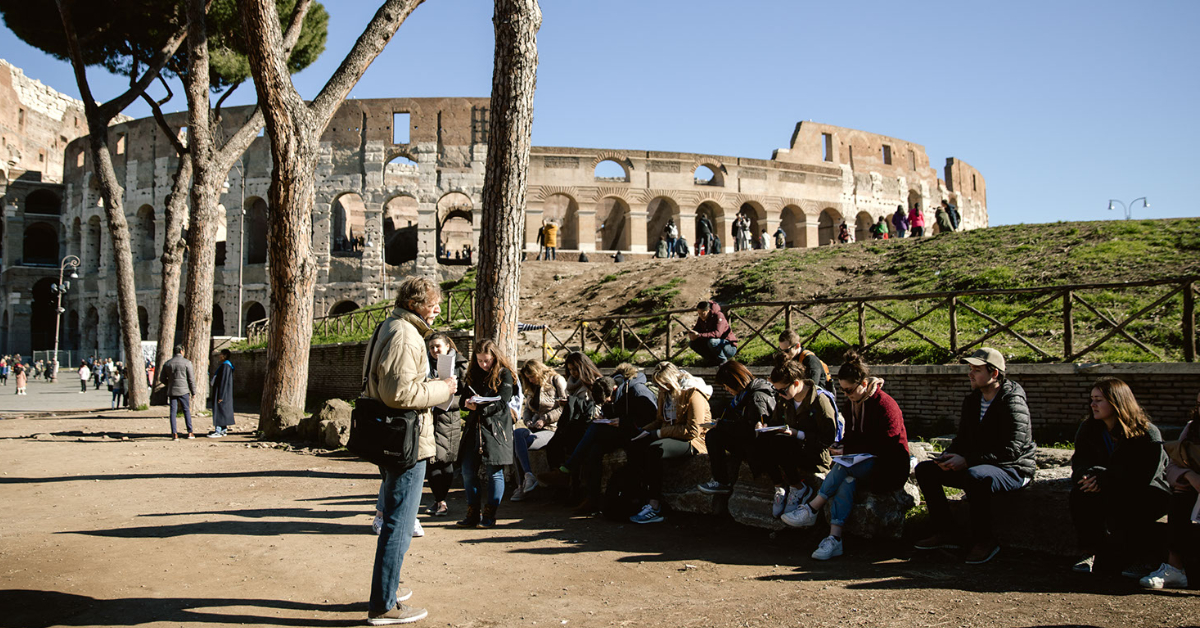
[239, 0, 423, 428]
[476, 0, 541, 362]
[154, 152, 192, 393]
[87, 126, 150, 408]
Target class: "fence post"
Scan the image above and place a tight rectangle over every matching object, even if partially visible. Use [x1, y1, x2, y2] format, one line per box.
[618, 319, 626, 354]
[580, 321, 587, 355]
[541, 327, 548, 363]
[857, 301, 866, 348]
[1063, 290, 1073, 362]
[445, 291, 453, 324]
[949, 297, 958, 354]
[1184, 281, 1195, 362]
[665, 317, 673, 361]
[784, 304, 792, 331]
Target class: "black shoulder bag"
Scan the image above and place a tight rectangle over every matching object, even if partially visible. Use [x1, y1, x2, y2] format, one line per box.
[347, 321, 422, 470]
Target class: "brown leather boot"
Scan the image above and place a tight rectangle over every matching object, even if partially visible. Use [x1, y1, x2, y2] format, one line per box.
[480, 504, 498, 528]
[456, 505, 480, 528]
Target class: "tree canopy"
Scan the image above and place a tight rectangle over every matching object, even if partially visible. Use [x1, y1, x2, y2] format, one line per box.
[0, 0, 327, 92]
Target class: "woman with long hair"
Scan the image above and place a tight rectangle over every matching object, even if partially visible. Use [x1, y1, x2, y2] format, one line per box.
[563, 351, 602, 401]
[424, 333, 466, 517]
[782, 350, 909, 561]
[626, 362, 712, 524]
[457, 339, 516, 529]
[697, 361, 777, 500]
[1070, 377, 1170, 576]
[512, 359, 568, 501]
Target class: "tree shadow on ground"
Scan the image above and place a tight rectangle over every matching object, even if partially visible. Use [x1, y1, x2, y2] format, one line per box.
[0, 469, 379, 485]
[0, 590, 361, 628]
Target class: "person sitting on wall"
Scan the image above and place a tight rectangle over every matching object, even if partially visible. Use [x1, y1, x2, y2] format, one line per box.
[697, 360, 776, 496]
[758, 358, 839, 520]
[1140, 389, 1200, 589]
[914, 347, 1037, 564]
[777, 329, 832, 394]
[687, 301, 738, 366]
[1069, 377, 1170, 577]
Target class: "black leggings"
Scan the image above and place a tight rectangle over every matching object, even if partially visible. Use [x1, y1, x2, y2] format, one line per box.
[427, 460, 454, 503]
[626, 437, 693, 501]
[1070, 484, 1170, 565]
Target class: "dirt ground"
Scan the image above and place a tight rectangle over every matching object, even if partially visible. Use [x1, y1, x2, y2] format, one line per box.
[1, 409, 1196, 628]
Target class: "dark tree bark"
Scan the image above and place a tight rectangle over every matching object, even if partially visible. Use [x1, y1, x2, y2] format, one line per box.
[476, 0, 541, 362]
[238, 0, 423, 428]
[54, 0, 189, 409]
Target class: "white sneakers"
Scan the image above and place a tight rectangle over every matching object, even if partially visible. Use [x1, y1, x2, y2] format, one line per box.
[412, 519, 424, 538]
[371, 514, 424, 538]
[782, 503, 817, 528]
[783, 485, 811, 515]
[770, 487, 787, 517]
[1140, 563, 1188, 589]
[812, 535, 843, 560]
[372, 514, 383, 535]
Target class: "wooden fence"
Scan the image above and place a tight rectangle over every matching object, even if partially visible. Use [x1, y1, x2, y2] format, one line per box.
[550, 276, 1198, 366]
[245, 288, 476, 345]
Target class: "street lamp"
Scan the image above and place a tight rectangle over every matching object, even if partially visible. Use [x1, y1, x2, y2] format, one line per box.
[1106, 197, 1149, 221]
[50, 254, 82, 382]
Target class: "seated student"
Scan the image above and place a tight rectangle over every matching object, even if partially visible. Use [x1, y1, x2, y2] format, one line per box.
[511, 359, 568, 502]
[758, 359, 839, 519]
[687, 301, 738, 366]
[697, 360, 775, 496]
[626, 362, 712, 524]
[914, 347, 1037, 564]
[1142, 390, 1200, 589]
[538, 352, 603, 474]
[782, 351, 909, 561]
[564, 351, 601, 402]
[777, 329, 832, 393]
[1068, 377, 1170, 576]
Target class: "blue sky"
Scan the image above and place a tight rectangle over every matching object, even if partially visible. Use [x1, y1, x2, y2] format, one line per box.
[3, 0, 1198, 225]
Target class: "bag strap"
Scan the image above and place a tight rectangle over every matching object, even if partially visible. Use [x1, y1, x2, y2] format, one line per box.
[360, 321, 387, 397]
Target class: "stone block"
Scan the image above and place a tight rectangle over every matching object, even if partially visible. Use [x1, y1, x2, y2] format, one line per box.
[840, 483, 919, 540]
[320, 417, 350, 449]
[260, 404, 303, 440]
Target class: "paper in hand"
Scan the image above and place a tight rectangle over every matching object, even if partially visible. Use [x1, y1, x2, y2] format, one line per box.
[436, 354, 455, 410]
[832, 453, 875, 468]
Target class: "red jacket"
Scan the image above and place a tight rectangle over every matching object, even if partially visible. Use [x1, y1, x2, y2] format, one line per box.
[842, 380, 910, 490]
[692, 302, 738, 344]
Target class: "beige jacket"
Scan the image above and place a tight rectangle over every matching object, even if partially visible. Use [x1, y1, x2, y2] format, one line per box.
[362, 306, 453, 461]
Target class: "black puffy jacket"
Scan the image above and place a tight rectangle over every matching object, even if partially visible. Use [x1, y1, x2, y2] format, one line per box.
[946, 378, 1037, 479]
[721, 378, 776, 426]
[458, 368, 515, 466]
[1071, 419, 1169, 495]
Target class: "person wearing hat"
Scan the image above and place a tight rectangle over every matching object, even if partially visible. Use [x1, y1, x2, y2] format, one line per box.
[913, 347, 1037, 564]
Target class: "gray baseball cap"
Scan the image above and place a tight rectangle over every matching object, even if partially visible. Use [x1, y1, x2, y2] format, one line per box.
[963, 347, 1005, 372]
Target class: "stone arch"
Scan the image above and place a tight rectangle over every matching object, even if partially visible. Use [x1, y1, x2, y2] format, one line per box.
[84, 306, 99, 355]
[646, 196, 680, 249]
[244, 301, 266, 335]
[384, 153, 419, 186]
[25, 189, 61, 215]
[86, 215, 102, 271]
[855, 211, 874, 242]
[541, 192, 579, 250]
[437, 192, 474, 262]
[593, 159, 630, 183]
[212, 304, 224, 336]
[329, 300, 359, 316]
[737, 201, 767, 248]
[106, 303, 121, 355]
[693, 163, 725, 187]
[68, 309, 80, 349]
[71, 217, 82, 258]
[137, 306, 150, 341]
[383, 195, 419, 265]
[596, 196, 631, 251]
[245, 196, 268, 264]
[23, 222, 59, 265]
[136, 205, 156, 261]
[331, 192, 367, 255]
[819, 208, 842, 246]
[696, 200, 725, 252]
[780, 204, 806, 248]
[31, 278, 56, 351]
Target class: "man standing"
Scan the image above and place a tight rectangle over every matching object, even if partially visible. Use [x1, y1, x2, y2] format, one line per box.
[914, 347, 1036, 564]
[687, 301, 738, 365]
[543, 219, 558, 261]
[697, 213, 713, 254]
[208, 349, 236, 438]
[161, 346, 196, 440]
[365, 276, 456, 624]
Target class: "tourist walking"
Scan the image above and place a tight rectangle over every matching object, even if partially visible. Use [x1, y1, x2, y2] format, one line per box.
[78, 360, 91, 393]
[909, 204, 925, 237]
[781, 350, 910, 561]
[1068, 377, 1169, 576]
[935, 204, 953, 234]
[456, 339, 516, 529]
[774, 226, 786, 249]
[543, 219, 558, 261]
[161, 345, 196, 440]
[697, 213, 714, 254]
[0, 357, 8, 386]
[208, 349, 236, 437]
[110, 363, 125, 409]
[364, 276, 456, 625]
[665, 219, 678, 257]
[943, 200, 961, 231]
[14, 358, 27, 395]
[891, 205, 908, 238]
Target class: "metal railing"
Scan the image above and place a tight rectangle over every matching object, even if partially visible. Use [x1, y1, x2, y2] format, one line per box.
[552, 276, 1198, 365]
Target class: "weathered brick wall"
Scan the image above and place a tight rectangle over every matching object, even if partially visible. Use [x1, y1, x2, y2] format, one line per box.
[231, 338, 1200, 438]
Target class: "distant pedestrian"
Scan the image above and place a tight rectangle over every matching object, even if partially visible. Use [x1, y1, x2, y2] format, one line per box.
[161, 345, 196, 440]
[936, 204, 953, 234]
[943, 200, 961, 231]
[543, 219, 558, 261]
[111, 363, 126, 409]
[535, 223, 545, 260]
[774, 226, 786, 249]
[838, 222, 851, 244]
[892, 205, 908, 238]
[209, 349, 235, 437]
[758, 228, 768, 250]
[665, 219, 679, 257]
[14, 358, 28, 395]
[696, 214, 714, 253]
[78, 360, 91, 393]
[0, 358, 8, 386]
[909, 204, 925, 238]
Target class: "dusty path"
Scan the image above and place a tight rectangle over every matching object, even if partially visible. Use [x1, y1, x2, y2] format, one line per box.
[1, 411, 1194, 628]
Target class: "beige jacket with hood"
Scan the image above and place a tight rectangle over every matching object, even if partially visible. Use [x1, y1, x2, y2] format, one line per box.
[362, 305, 453, 461]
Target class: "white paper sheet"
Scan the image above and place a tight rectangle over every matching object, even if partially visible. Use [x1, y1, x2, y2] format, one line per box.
[436, 354, 456, 410]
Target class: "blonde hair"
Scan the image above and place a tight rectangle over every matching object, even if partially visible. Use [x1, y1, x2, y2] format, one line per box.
[613, 362, 638, 380]
[652, 362, 683, 392]
[520, 359, 556, 389]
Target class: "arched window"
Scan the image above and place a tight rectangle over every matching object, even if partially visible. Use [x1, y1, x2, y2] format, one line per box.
[212, 304, 225, 336]
[693, 164, 724, 187]
[646, 197, 679, 250]
[542, 193, 579, 250]
[22, 223, 59, 265]
[437, 193, 474, 264]
[244, 302, 267, 335]
[383, 196, 419, 265]
[855, 211, 874, 243]
[137, 306, 150, 341]
[331, 193, 367, 255]
[329, 301, 359, 316]
[245, 198, 268, 264]
[25, 189, 61, 215]
[86, 216, 102, 271]
[215, 206, 227, 266]
[597, 197, 631, 251]
[137, 205, 156, 261]
[780, 205, 806, 248]
[384, 154, 419, 186]
[594, 159, 629, 183]
[818, 209, 841, 246]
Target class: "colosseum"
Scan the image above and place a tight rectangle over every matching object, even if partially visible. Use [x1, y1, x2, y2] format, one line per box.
[1, 93, 987, 358]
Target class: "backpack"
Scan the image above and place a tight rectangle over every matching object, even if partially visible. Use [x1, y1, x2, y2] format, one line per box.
[814, 387, 845, 442]
[602, 466, 641, 521]
[801, 349, 832, 392]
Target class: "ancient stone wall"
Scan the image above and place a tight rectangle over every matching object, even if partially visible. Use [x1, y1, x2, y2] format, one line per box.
[0, 59, 96, 187]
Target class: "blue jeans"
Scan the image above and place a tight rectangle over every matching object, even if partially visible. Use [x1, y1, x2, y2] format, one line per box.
[689, 338, 737, 365]
[513, 428, 554, 475]
[169, 394, 193, 434]
[460, 450, 505, 508]
[818, 457, 877, 527]
[369, 460, 426, 614]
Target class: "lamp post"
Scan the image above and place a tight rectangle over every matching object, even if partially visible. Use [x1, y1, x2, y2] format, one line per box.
[50, 255, 82, 383]
[1106, 197, 1149, 221]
